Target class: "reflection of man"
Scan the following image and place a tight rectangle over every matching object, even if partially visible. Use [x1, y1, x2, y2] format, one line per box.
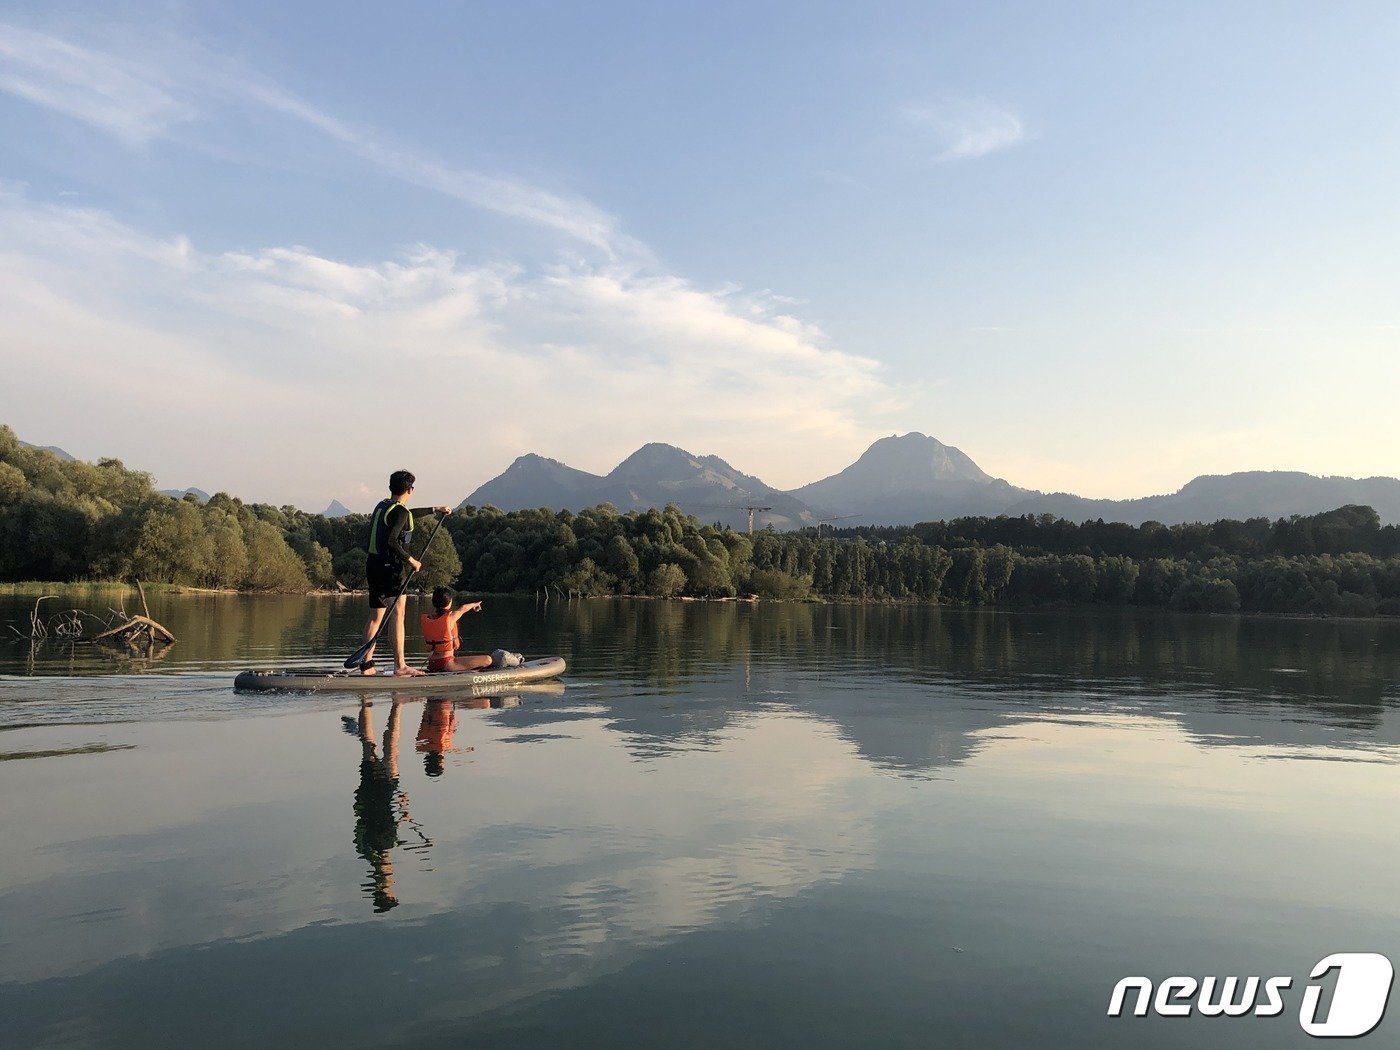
[352, 699, 411, 913]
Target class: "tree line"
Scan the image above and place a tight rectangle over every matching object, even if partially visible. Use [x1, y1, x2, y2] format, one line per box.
[3, 425, 1398, 615]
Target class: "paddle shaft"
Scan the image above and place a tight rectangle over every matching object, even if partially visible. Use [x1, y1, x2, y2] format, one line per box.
[344, 514, 447, 668]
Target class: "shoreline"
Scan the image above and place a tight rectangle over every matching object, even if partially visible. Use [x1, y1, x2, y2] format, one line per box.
[1, 581, 1396, 621]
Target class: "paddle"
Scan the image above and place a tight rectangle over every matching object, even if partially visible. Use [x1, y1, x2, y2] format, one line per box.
[344, 513, 447, 669]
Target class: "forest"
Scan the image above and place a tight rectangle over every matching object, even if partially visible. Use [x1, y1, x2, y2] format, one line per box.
[4, 426, 1399, 616]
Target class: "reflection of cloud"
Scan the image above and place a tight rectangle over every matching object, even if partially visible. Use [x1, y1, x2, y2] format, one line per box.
[544, 716, 874, 942]
[0, 711, 876, 1008]
[903, 97, 1026, 162]
[0, 187, 899, 506]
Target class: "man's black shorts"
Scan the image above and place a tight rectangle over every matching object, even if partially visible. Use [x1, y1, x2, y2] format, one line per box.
[366, 558, 407, 609]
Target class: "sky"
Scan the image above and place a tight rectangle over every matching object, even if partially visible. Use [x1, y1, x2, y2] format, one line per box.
[0, 1, 1396, 512]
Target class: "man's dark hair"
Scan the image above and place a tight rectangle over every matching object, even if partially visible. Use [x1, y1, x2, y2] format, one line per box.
[389, 470, 415, 496]
[432, 586, 453, 610]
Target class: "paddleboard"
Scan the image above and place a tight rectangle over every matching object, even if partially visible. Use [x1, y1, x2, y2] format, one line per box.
[234, 656, 566, 693]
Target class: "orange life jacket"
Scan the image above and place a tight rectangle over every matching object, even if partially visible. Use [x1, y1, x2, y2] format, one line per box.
[416, 700, 455, 754]
[419, 612, 459, 657]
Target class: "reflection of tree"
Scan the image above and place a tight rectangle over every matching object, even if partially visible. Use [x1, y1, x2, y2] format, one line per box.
[519, 600, 1400, 769]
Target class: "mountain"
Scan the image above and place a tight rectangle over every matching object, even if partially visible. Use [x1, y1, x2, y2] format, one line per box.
[18, 440, 76, 461]
[1006, 472, 1400, 526]
[466, 444, 817, 531]
[323, 499, 354, 518]
[465, 434, 1400, 530]
[595, 443, 815, 530]
[790, 433, 1036, 525]
[465, 454, 605, 511]
[160, 487, 211, 503]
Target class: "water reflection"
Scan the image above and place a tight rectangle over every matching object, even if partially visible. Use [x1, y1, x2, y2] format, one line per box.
[345, 693, 541, 913]
[1, 638, 1398, 1047]
[351, 700, 417, 912]
[6, 597, 1400, 776]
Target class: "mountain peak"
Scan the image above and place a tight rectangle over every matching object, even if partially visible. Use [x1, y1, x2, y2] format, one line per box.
[851, 433, 992, 483]
[504, 452, 576, 473]
[464, 453, 603, 511]
[19, 439, 76, 462]
[788, 432, 1016, 524]
[607, 443, 704, 482]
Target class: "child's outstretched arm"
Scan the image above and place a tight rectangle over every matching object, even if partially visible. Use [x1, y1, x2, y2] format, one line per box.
[450, 600, 483, 623]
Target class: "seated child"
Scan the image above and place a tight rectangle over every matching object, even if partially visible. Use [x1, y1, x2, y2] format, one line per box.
[419, 587, 493, 672]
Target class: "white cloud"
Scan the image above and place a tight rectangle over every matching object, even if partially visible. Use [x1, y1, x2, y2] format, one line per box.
[0, 22, 629, 253]
[903, 97, 1026, 162]
[0, 22, 195, 145]
[233, 78, 631, 255]
[0, 22, 913, 506]
[0, 190, 903, 508]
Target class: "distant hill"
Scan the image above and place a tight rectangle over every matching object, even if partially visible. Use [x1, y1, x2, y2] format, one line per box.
[790, 432, 1037, 525]
[465, 434, 1400, 529]
[17, 429, 1399, 530]
[160, 487, 211, 503]
[466, 453, 606, 512]
[1006, 472, 1400, 526]
[18, 440, 76, 461]
[466, 443, 817, 531]
[595, 443, 816, 530]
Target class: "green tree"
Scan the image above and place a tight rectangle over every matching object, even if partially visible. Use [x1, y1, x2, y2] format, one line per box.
[0, 461, 28, 504]
[412, 517, 463, 591]
[648, 562, 687, 597]
[242, 520, 311, 591]
[205, 509, 250, 588]
[747, 568, 812, 600]
[603, 534, 642, 592]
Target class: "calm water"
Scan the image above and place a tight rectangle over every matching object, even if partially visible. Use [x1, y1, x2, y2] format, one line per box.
[1, 592, 1398, 1047]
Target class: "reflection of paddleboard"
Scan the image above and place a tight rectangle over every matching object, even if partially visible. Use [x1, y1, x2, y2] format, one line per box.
[234, 656, 566, 693]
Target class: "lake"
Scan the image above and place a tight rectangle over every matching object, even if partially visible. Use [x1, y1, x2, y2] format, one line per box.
[2, 592, 1398, 1047]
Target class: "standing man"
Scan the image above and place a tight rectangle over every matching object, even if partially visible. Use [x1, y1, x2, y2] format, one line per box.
[360, 470, 452, 676]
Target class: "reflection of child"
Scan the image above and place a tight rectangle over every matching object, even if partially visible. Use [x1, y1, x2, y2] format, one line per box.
[419, 588, 492, 672]
[416, 698, 455, 776]
[414, 698, 479, 776]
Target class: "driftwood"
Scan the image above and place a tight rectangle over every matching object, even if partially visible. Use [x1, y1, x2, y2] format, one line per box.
[91, 615, 176, 645]
[11, 584, 176, 650]
[12, 596, 89, 641]
[92, 581, 176, 649]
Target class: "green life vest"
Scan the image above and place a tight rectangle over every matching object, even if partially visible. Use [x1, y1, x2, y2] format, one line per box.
[367, 499, 414, 560]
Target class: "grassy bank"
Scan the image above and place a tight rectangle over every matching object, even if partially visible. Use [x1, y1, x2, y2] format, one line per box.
[0, 581, 141, 599]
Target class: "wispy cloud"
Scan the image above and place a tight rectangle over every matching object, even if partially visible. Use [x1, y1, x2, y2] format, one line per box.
[0, 21, 628, 253]
[902, 97, 1026, 162]
[234, 78, 632, 255]
[0, 20, 910, 503]
[0, 22, 194, 145]
[0, 188, 903, 505]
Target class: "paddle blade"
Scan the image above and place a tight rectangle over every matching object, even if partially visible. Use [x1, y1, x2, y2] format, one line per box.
[344, 640, 372, 669]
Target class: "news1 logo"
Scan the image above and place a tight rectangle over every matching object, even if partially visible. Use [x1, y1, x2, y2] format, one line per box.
[1108, 953, 1394, 1038]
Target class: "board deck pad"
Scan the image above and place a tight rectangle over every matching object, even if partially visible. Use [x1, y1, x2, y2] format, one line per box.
[234, 656, 566, 693]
